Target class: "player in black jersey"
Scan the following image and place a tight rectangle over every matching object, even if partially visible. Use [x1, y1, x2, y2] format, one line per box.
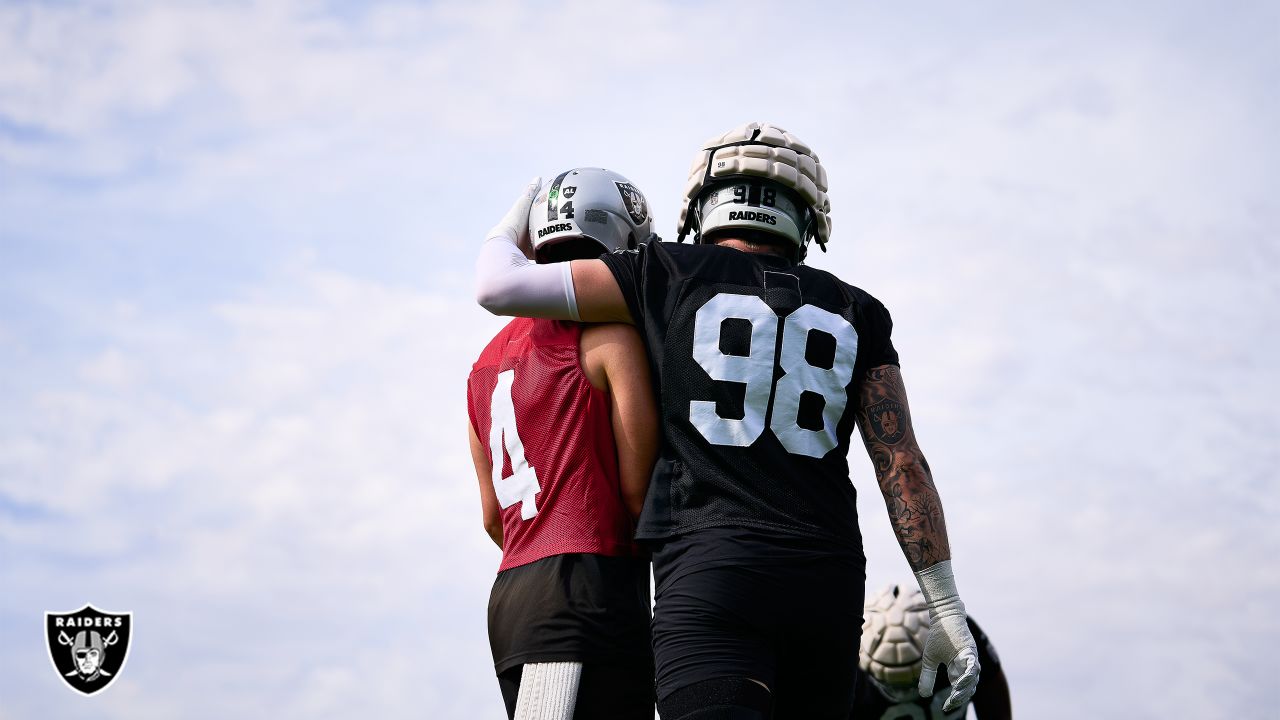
[856, 585, 1010, 720]
[475, 122, 982, 719]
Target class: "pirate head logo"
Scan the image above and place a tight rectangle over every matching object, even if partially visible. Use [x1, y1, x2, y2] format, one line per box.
[867, 398, 906, 445]
[46, 605, 132, 695]
[615, 182, 648, 225]
[881, 410, 900, 437]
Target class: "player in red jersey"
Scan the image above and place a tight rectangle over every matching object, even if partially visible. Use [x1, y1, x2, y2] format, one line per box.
[467, 168, 659, 720]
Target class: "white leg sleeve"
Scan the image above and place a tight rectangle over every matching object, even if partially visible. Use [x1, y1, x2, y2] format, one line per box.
[513, 662, 583, 720]
[475, 237, 580, 321]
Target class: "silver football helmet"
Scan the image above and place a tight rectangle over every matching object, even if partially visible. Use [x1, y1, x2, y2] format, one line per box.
[676, 122, 831, 261]
[528, 168, 655, 263]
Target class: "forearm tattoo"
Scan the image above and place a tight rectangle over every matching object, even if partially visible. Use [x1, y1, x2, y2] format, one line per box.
[856, 366, 951, 570]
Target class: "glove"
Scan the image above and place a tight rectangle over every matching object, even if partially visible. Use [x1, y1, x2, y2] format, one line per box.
[486, 177, 542, 258]
[914, 560, 981, 712]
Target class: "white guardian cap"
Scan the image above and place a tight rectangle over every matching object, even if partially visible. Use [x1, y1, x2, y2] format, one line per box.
[677, 122, 831, 260]
[528, 168, 656, 263]
[859, 584, 934, 702]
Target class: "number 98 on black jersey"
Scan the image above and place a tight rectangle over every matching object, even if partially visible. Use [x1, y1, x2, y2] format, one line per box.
[600, 242, 899, 550]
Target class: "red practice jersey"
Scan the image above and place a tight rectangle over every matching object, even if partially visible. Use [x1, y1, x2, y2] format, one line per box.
[468, 317, 642, 572]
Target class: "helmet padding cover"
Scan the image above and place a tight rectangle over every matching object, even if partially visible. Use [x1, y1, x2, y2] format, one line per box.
[677, 122, 831, 251]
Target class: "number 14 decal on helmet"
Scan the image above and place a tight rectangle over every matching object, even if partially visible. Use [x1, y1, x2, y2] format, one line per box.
[691, 293, 858, 458]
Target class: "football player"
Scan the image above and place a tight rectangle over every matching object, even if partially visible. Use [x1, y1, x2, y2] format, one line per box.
[475, 123, 981, 719]
[467, 168, 659, 720]
[855, 584, 1010, 719]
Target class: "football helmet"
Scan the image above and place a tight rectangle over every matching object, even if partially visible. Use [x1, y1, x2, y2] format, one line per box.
[676, 122, 831, 260]
[859, 584, 933, 703]
[528, 168, 655, 263]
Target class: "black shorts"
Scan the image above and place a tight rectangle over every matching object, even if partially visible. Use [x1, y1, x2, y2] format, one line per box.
[488, 553, 652, 674]
[497, 658, 655, 720]
[650, 531, 866, 720]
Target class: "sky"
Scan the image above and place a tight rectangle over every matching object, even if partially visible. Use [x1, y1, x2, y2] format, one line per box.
[0, 0, 1277, 717]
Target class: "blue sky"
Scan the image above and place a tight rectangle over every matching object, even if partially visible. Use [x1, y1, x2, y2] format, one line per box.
[1, 1, 1277, 717]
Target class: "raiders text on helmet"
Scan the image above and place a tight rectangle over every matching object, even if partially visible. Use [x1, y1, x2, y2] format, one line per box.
[677, 122, 831, 257]
[528, 168, 655, 263]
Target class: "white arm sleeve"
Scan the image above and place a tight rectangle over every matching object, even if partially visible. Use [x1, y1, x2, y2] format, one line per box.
[475, 235, 580, 321]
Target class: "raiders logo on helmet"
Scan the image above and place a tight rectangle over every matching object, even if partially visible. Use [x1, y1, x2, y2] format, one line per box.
[615, 182, 648, 225]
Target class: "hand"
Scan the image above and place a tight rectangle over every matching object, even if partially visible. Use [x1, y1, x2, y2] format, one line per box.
[918, 603, 980, 712]
[914, 561, 981, 712]
[486, 177, 541, 258]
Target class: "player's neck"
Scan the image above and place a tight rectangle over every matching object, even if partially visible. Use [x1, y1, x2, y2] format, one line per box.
[711, 237, 792, 260]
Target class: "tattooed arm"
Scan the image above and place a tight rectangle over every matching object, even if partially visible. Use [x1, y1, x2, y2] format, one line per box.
[855, 363, 981, 710]
[854, 364, 950, 570]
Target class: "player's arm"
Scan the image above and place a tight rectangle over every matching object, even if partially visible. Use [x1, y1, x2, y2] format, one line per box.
[580, 323, 657, 520]
[475, 179, 632, 323]
[468, 421, 503, 549]
[854, 364, 980, 711]
[854, 364, 949, 570]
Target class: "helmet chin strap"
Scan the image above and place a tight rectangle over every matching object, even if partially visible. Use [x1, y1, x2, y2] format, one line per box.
[798, 211, 819, 262]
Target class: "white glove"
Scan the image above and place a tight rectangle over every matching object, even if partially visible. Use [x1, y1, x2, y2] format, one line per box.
[914, 560, 981, 713]
[486, 177, 542, 258]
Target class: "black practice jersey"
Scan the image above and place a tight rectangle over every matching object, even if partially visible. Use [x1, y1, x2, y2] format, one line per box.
[851, 618, 1010, 720]
[601, 241, 898, 549]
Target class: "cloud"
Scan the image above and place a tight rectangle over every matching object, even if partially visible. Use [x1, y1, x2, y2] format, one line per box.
[0, 263, 512, 717]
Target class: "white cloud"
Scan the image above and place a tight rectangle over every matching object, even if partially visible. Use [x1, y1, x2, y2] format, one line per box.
[0, 264, 511, 717]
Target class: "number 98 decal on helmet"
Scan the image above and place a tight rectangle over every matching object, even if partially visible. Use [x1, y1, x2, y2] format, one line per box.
[528, 168, 657, 264]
